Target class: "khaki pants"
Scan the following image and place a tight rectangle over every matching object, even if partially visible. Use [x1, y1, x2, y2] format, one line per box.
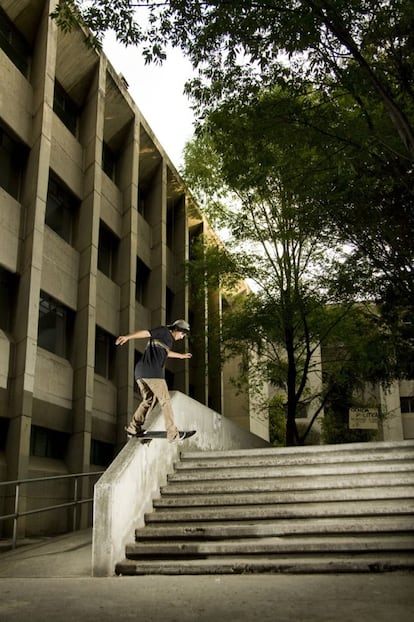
[126, 378, 178, 441]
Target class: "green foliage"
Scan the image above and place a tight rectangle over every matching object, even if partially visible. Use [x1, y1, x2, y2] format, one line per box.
[321, 304, 398, 390]
[321, 408, 378, 445]
[268, 395, 286, 447]
[53, 1, 414, 159]
[183, 91, 403, 445]
[320, 304, 393, 444]
[54, 1, 414, 305]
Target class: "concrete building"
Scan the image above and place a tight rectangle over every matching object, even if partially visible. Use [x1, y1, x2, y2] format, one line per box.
[0, 0, 266, 539]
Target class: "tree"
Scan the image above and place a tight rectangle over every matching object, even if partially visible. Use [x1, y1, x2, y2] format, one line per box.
[53, 1, 414, 304]
[185, 82, 414, 377]
[183, 79, 403, 444]
[320, 304, 397, 444]
[53, 1, 414, 159]
[184, 128, 353, 446]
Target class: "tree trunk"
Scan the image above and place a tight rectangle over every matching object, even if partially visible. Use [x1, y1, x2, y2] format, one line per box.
[285, 326, 298, 446]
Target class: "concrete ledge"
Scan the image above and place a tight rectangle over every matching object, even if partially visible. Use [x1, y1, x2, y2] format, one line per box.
[92, 391, 269, 576]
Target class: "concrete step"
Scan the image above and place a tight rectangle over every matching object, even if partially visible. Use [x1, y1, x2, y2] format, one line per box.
[145, 498, 414, 523]
[180, 439, 414, 459]
[116, 441, 414, 575]
[125, 534, 414, 558]
[160, 471, 414, 495]
[115, 552, 414, 575]
[134, 515, 414, 540]
[177, 442, 414, 469]
[167, 460, 414, 482]
[153, 485, 414, 508]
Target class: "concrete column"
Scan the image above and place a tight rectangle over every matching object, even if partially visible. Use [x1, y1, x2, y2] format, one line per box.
[169, 193, 189, 393]
[116, 116, 140, 448]
[66, 56, 106, 525]
[208, 286, 223, 413]
[5, 0, 57, 532]
[188, 222, 208, 405]
[147, 161, 167, 326]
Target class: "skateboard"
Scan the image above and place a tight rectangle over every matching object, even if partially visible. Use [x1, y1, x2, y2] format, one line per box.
[126, 429, 196, 441]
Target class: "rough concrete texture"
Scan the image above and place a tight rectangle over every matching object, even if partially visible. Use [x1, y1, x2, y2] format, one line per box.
[93, 391, 269, 576]
[0, 529, 414, 622]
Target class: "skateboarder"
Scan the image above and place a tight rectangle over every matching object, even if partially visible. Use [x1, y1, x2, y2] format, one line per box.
[115, 320, 192, 442]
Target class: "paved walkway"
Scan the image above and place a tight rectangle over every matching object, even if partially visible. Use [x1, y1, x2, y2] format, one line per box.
[0, 529, 413, 622]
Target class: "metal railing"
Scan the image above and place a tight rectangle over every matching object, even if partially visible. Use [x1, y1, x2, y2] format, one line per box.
[0, 471, 104, 550]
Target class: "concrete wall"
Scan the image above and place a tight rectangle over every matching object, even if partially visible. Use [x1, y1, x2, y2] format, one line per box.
[92, 390, 269, 576]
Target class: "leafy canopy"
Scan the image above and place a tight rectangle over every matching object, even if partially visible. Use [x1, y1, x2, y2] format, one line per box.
[53, 1, 414, 158]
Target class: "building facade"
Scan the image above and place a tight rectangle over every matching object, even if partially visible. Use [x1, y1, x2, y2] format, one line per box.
[0, 0, 264, 537]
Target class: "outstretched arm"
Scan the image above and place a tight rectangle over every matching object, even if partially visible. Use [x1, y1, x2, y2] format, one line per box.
[168, 351, 192, 360]
[115, 329, 150, 346]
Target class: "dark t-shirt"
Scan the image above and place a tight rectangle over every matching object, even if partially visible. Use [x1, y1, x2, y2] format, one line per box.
[134, 326, 173, 380]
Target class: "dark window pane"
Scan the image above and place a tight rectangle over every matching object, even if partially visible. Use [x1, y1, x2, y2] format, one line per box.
[136, 258, 150, 305]
[165, 368, 174, 390]
[0, 417, 9, 450]
[0, 267, 18, 332]
[30, 425, 68, 459]
[137, 187, 147, 219]
[102, 142, 116, 180]
[0, 123, 26, 199]
[95, 326, 115, 379]
[0, 7, 30, 76]
[166, 288, 174, 325]
[98, 223, 119, 281]
[167, 203, 174, 249]
[38, 292, 73, 359]
[90, 439, 114, 467]
[46, 175, 78, 244]
[401, 397, 414, 414]
[53, 81, 78, 135]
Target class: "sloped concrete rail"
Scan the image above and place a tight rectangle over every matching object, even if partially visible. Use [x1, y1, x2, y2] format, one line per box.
[92, 391, 269, 576]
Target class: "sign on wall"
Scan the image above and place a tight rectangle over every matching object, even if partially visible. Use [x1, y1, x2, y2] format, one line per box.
[349, 407, 379, 430]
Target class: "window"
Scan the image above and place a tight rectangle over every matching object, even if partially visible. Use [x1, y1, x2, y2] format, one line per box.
[98, 223, 119, 281]
[30, 425, 68, 459]
[136, 258, 150, 305]
[0, 267, 18, 332]
[37, 292, 74, 359]
[0, 418, 9, 450]
[46, 175, 79, 244]
[0, 7, 30, 76]
[90, 439, 114, 467]
[165, 368, 174, 390]
[133, 349, 143, 392]
[166, 288, 174, 325]
[0, 122, 27, 199]
[53, 81, 78, 136]
[102, 142, 116, 180]
[95, 326, 116, 379]
[167, 202, 175, 250]
[137, 187, 147, 219]
[401, 397, 414, 414]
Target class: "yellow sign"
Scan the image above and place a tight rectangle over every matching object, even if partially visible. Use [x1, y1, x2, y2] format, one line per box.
[349, 407, 379, 430]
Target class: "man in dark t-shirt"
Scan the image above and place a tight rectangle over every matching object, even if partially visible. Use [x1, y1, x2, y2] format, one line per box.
[115, 320, 191, 442]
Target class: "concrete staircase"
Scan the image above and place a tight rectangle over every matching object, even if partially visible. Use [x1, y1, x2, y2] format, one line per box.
[115, 440, 414, 575]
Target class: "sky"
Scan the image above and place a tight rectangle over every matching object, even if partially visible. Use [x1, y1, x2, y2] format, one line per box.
[103, 33, 196, 169]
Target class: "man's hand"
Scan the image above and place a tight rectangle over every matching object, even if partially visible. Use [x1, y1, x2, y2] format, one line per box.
[115, 329, 151, 346]
[115, 335, 129, 346]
